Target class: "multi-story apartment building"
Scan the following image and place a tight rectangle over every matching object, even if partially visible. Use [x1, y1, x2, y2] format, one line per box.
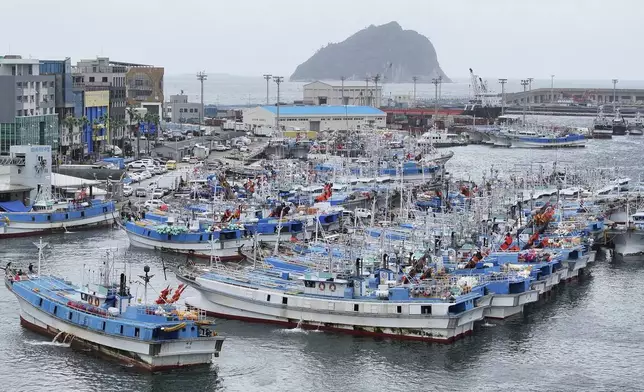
[0, 55, 59, 154]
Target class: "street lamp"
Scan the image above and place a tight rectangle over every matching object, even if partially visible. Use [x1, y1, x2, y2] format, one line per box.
[273, 76, 284, 130]
[520, 79, 529, 124]
[498, 79, 507, 115]
[263, 74, 272, 105]
[612, 79, 619, 112]
[196, 71, 207, 126]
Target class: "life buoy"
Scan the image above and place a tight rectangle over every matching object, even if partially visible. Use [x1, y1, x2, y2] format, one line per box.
[318, 282, 326, 291]
[329, 283, 336, 292]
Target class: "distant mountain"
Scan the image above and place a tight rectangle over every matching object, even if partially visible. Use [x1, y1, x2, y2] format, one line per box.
[289, 21, 450, 83]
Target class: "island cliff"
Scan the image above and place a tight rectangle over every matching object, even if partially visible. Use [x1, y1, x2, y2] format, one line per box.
[289, 21, 450, 83]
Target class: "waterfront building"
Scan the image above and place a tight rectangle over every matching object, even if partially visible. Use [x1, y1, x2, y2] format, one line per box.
[303, 80, 383, 107]
[73, 57, 128, 150]
[242, 105, 386, 131]
[39, 58, 76, 155]
[0, 55, 59, 155]
[164, 93, 202, 123]
[125, 65, 164, 116]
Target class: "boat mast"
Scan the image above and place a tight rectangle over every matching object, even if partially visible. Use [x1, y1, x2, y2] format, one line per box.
[34, 237, 48, 276]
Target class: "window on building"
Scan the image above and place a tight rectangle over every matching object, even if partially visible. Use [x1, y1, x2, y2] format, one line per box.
[16, 82, 21, 88]
[102, 77, 108, 83]
[50, 94, 54, 101]
[89, 77, 95, 83]
[17, 96, 21, 102]
[50, 81, 54, 88]
[30, 109, 34, 115]
[16, 110, 21, 117]
[28, 65, 32, 75]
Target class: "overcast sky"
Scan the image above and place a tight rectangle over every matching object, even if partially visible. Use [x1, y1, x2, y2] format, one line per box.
[2, 0, 641, 80]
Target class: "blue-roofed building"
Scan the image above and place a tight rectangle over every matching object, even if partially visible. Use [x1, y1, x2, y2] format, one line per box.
[243, 105, 386, 131]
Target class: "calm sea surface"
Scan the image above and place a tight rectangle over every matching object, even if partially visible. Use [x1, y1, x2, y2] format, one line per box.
[2, 120, 644, 391]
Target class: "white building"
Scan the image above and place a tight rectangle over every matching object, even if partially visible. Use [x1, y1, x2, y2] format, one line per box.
[303, 80, 383, 107]
[242, 105, 386, 131]
[164, 94, 202, 123]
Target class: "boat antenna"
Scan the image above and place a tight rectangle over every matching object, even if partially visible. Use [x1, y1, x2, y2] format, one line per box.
[160, 256, 168, 280]
[138, 265, 154, 305]
[33, 237, 49, 276]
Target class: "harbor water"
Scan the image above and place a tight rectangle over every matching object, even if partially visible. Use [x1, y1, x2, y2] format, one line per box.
[2, 138, 644, 391]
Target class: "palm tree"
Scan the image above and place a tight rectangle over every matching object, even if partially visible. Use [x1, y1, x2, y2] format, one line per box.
[110, 117, 126, 150]
[62, 116, 76, 157]
[79, 116, 89, 161]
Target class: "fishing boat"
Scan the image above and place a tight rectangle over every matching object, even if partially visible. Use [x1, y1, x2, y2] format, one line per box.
[0, 189, 117, 239]
[5, 242, 225, 371]
[178, 262, 488, 343]
[609, 209, 644, 257]
[507, 131, 586, 148]
[592, 106, 613, 139]
[612, 108, 628, 135]
[628, 112, 643, 135]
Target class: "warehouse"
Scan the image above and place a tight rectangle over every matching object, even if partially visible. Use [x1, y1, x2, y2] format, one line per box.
[242, 105, 386, 131]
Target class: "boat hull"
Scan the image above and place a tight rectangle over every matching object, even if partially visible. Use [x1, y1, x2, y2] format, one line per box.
[181, 277, 486, 343]
[125, 230, 248, 261]
[0, 213, 115, 239]
[15, 295, 223, 371]
[592, 129, 613, 139]
[479, 291, 539, 319]
[612, 124, 627, 135]
[611, 230, 644, 256]
[510, 138, 586, 148]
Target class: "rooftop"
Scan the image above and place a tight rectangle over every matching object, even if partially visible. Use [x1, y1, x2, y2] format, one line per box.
[261, 105, 385, 116]
[305, 80, 384, 89]
[0, 183, 33, 194]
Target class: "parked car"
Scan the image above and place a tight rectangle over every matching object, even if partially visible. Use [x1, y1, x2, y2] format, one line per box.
[128, 173, 141, 182]
[214, 144, 227, 151]
[238, 146, 249, 152]
[127, 161, 147, 170]
[152, 189, 165, 199]
[140, 170, 152, 180]
[123, 185, 133, 197]
[144, 199, 166, 210]
[160, 187, 171, 196]
[152, 166, 165, 175]
[182, 156, 191, 163]
[166, 160, 177, 170]
[135, 187, 147, 197]
[189, 157, 199, 164]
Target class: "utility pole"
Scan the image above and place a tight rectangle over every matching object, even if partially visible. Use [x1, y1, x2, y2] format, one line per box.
[364, 76, 370, 106]
[438, 76, 443, 103]
[340, 76, 345, 105]
[527, 77, 534, 111]
[372, 74, 381, 107]
[432, 77, 440, 128]
[498, 78, 507, 115]
[521, 79, 529, 124]
[612, 78, 619, 112]
[412, 76, 418, 107]
[273, 76, 283, 129]
[196, 71, 207, 127]
[550, 75, 555, 103]
[263, 74, 272, 105]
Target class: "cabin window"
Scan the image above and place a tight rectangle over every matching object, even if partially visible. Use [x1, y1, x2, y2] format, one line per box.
[120, 325, 124, 334]
[199, 235, 203, 241]
[47, 215, 51, 221]
[191, 326, 195, 331]
[282, 297, 288, 305]
[53, 305, 58, 315]
[354, 304, 359, 312]
[182, 328, 186, 332]
[421, 305, 432, 315]
[81, 211, 85, 217]
[38, 298, 43, 307]
[102, 321, 106, 331]
[266, 294, 271, 302]
[304, 280, 316, 288]
[65, 214, 68, 219]
[397, 306, 402, 314]
[31, 216, 35, 221]
[68, 311, 73, 320]
[135, 327, 140, 337]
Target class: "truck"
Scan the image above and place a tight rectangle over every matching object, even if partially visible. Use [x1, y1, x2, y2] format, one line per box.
[253, 126, 273, 137]
[193, 144, 210, 159]
[156, 174, 180, 192]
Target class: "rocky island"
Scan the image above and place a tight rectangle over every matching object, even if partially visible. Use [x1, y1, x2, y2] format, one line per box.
[289, 21, 450, 83]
